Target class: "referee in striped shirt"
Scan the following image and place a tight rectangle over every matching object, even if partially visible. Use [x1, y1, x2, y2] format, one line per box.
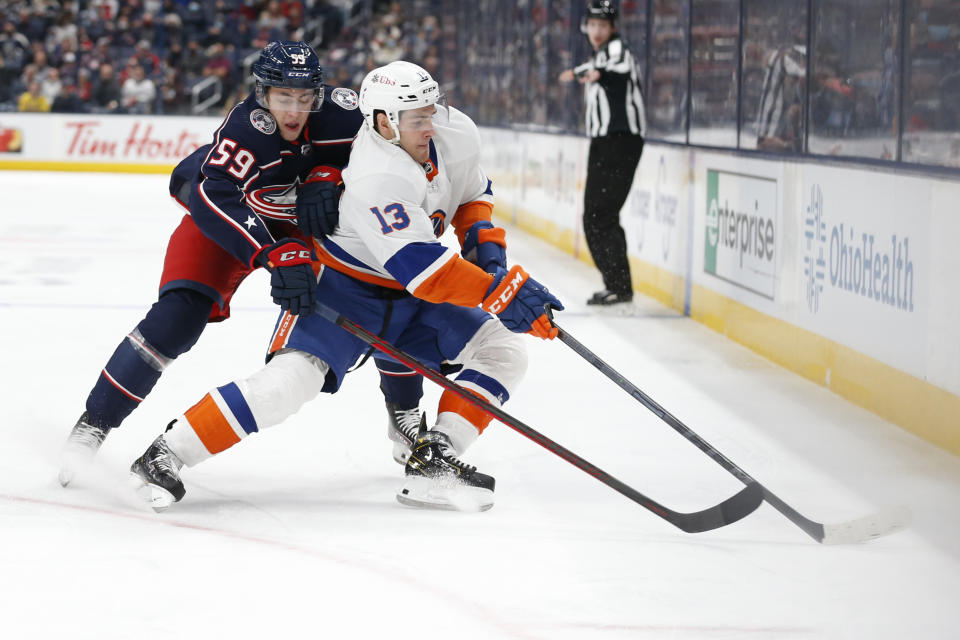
[560, 0, 646, 307]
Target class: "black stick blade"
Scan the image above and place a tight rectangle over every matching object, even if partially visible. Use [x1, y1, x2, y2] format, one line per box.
[666, 481, 764, 533]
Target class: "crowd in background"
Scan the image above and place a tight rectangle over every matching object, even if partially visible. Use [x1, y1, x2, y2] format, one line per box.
[0, 0, 398, 115]
[1, 0, 959, 168]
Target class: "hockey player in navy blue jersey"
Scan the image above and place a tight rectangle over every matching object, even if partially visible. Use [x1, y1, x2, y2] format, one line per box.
[59, 41, 423, 485]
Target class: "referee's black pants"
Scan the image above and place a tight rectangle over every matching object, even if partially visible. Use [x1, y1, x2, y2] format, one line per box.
[582, 133, 644, 296]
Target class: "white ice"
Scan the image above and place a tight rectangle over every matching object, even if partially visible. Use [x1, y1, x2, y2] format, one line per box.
[2, 171, 959, 639]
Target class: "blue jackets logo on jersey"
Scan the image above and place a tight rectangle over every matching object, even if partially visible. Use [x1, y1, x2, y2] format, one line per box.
[250, 109, 277, 135]
[245, 183, 298, 220]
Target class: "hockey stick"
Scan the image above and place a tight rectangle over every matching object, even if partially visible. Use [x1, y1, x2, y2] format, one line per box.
[314, 300, 763, 534]
[548, 309, 910, 544]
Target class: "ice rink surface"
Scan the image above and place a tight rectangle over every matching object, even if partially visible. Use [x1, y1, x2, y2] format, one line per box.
[2, 171, 959, 639]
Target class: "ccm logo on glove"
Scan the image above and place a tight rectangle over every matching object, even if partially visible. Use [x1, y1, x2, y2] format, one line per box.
[483, 267, 526, 314]
[277, 249, 312, 264]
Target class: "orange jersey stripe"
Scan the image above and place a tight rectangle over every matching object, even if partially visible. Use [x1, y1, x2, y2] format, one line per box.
[269, 310, 297, 354]
[313, 244, 406, 290]
[476, 226, 506, 247]
[184, 393, 241, 454]
[451, 201, 494, 245]
[412, 254, 494, 306]
[438, 388, 494, 434]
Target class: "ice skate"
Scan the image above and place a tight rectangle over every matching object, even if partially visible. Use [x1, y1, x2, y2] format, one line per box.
[386, 402, 426, 464]
[398, 430, 495, 512]
[129, 433, 185, 512]
[58, 413, 110, 487]
[586, 289, 633, 306]
[586, 289, 636, 316]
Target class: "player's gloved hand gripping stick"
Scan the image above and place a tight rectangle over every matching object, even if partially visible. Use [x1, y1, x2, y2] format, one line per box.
[482, 265, 562, 340]
[253, 238, 317, 316]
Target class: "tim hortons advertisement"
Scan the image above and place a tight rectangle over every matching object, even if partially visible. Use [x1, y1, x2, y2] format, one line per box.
[61, 118, 205, 162]
[704, 169, 778, 299]
[0, 114, 213, 164]
[0, 126, 23, 153]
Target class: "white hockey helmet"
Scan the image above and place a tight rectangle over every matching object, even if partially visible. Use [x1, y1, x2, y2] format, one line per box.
[359, 60, 447, 144]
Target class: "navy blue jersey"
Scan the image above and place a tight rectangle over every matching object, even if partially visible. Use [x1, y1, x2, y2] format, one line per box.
[169, 86, 362, 266]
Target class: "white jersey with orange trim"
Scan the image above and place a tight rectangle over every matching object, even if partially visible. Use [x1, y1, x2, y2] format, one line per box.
[316, 106, 495, 306]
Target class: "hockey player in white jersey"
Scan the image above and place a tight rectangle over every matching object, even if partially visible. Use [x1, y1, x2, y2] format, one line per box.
[129, 60, 563, 512]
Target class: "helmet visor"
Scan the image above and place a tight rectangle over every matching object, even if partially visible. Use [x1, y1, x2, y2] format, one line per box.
[265, 86, 324, 112]
[396, 94, 449, 132]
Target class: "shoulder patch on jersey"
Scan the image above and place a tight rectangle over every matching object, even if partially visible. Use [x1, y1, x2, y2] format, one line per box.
[250, 109, 277, 135]
[331, 87, 359, 110]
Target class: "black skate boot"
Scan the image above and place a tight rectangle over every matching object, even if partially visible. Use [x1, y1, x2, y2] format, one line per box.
[129, 430, 185, 512]
[398, 430, 495, 512]
[58, 412, 111, 487]
[386, 402, 426, 465]
[586, 289, 634, 306]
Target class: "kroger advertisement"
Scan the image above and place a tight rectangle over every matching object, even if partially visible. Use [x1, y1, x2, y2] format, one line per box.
[622, 148, 689, 279]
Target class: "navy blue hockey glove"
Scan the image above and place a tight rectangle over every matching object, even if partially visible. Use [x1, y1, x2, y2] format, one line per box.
[461, 220, 507, 275]
[482, 265, 564, 339]
[296, 165, 343, 238]
[253, 238, 317, 316]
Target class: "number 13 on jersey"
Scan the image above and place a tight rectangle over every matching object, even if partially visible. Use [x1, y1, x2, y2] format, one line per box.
[370, 203, 410, 233]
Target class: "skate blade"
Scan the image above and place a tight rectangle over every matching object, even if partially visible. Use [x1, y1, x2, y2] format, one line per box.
[57, 467, 75, 488]
[397, 476, 494, 512]
[128, 472, 176, 513]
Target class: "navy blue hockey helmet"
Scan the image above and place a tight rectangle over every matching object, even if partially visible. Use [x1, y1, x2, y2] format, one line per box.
[252, 41, 324, 111]
[581, 0, 618, 32]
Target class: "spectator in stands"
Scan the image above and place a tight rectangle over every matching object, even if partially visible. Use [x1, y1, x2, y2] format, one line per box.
[160, 65, 185, 114]
[0, 50, 12, 105]
[52, 79, 85, 113]
[257, 1, 288, 39]
[181, 39, 206, 81]
[57, 44, 80, 80]
[91, 62, 122, 113]
[0, 21, 30, 74]
[90, 0, 120, 22]
[82, 37, 114, 75]
[30, 46, 53, 83]
[16, 6, 50, 43]
[132, 39, 161, 75]
[76, 68, 94, 103]
[122, 63, 157, 114]
[18, 80, 50, 112]
[39, 66, 62, 105]
[51, 9, 79, 51]
[12, 63, 38, 103]
[202, 42, 233, 107]
[285, 3, 305, 41]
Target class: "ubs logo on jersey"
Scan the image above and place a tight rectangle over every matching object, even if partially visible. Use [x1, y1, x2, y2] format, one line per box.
[250, 109, 277, 135]
[245, 182, 298, 220]
[331, 87, 358, 110]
